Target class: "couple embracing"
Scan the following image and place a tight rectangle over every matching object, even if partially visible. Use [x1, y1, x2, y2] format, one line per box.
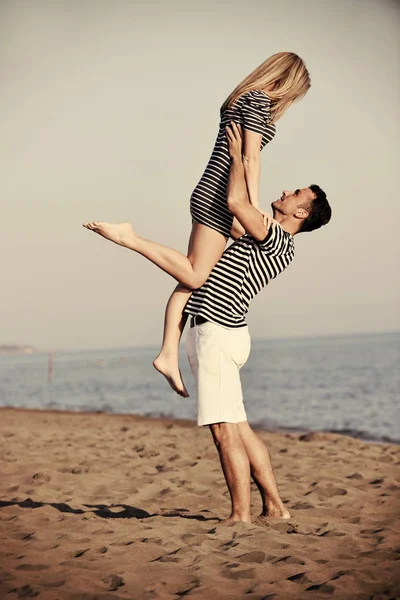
[84, 52, 332, 524]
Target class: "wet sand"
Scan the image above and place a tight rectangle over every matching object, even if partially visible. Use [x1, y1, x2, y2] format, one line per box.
[1, 407, 399, 599]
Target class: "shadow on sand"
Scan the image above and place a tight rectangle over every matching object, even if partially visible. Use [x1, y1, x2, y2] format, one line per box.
[0, 498, 219, 522]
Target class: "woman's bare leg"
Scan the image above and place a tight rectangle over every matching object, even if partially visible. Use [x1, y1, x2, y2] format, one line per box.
[83, 222, 226, 289]
[153, 223, 227, 395]
[83, 221, 227, 394]
[153, 283, 191, 397]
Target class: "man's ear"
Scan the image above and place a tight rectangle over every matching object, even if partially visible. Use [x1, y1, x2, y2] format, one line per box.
[294, 207, 309, 220]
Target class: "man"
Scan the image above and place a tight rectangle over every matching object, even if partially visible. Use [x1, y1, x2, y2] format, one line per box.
[183, 123, 332, 523]
[83, 122, 331, 523]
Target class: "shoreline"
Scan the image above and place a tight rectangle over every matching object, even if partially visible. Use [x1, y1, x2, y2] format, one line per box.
[1, 405, 399, 446]
[2, 329, 398, 355]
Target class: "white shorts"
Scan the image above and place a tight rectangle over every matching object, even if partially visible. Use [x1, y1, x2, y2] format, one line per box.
[186, 320, 251, 427]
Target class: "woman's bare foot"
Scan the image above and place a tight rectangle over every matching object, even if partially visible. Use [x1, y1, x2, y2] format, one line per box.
[82, 222, 137, 248]
[153, 354, 189, 398]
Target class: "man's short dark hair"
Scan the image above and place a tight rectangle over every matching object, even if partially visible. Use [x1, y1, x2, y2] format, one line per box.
[298, 184, 332, 233]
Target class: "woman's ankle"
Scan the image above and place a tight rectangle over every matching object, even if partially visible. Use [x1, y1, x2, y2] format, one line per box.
[157, 348, 179, 360]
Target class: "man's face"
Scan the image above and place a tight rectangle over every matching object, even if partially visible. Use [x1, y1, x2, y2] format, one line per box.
[271, 188, 315, 217]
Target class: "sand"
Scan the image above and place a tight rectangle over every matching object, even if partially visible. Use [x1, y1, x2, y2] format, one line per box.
[0, 407, 399, 600]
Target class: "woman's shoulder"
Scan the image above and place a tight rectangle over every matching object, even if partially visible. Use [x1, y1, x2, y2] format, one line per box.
[220, 89, 274, 127]
[240, 89, 272, 105]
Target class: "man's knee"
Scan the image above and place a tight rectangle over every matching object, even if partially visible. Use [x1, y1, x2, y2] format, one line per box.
[210, 422, 240, 449]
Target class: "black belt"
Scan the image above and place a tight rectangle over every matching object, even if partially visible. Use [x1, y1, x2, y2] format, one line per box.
[190, 315, 208, 328]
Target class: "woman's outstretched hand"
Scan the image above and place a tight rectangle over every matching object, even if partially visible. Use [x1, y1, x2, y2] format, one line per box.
[226, 121, 243, 160]
[258, 209, 277, 231]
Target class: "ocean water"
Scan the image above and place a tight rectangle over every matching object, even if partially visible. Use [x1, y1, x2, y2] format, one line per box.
[0, 332, 399, 443]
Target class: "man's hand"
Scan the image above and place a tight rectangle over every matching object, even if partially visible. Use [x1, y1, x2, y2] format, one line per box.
[226, 121, 243, 161]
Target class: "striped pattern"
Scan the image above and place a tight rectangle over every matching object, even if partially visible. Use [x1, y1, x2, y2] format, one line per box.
[190, 90, 276, 238]
[184, 225, 295, 328]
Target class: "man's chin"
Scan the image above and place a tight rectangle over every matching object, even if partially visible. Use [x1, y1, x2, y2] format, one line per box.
[271, 201, 279, 217]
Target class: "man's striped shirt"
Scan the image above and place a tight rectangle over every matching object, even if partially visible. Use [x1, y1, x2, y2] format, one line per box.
[184, 224, 295, 328]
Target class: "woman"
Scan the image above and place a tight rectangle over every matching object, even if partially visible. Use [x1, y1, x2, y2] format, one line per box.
[83, 52, 310, 397]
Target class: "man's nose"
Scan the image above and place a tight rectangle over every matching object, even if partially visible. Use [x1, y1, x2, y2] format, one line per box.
[282, 190, 293, 197]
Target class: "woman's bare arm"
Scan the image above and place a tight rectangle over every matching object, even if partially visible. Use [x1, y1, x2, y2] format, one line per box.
[226, 123, 274, 241]
[242, 129, 262, 209]
[230, 217, 246, 240]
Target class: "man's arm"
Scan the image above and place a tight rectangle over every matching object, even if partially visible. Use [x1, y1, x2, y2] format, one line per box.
[226, 122, 273, 241]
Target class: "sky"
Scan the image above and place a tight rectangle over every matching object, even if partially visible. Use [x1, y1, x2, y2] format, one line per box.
[1, 0, 399, 350]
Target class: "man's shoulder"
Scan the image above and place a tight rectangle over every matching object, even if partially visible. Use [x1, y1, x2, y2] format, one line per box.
[244, 225, 294, 255]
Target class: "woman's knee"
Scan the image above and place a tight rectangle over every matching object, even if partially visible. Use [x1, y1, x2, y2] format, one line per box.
[185, 271, 209, 290]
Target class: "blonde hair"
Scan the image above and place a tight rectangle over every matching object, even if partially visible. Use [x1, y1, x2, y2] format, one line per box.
[221, 52, 311, 123]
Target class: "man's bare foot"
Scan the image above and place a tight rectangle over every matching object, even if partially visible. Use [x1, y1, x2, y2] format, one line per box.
[222, 514, 251, 525]
[82, 222, 137, 247]
[261, 504, 290, 520]
[153, 354, 189, 398]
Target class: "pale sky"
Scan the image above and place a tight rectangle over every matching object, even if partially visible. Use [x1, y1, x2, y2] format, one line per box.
[1, 0, 399, 350]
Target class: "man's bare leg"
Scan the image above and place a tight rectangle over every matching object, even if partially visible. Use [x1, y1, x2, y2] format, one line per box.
[238, 421, 290, 519]
[210, 422, 251, 523]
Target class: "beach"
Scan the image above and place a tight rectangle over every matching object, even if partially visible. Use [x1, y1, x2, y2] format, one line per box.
[0, 407, 399, 599]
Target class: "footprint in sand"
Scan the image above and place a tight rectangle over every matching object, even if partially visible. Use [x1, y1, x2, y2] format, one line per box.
[218, 539, 239, 551]
[32, 472, 51, 482]
[73, 549, 90, 558]
[306, 582, 335, 593]
[9, 584, 38, 598]
[369, 477, 385, 485]
[274, 555, 305, 565]
[15, 564, 48, 571]
[271, 522, 298, 534]
[6, 485, 20, 493]
[380, 454, 394, 463]
[132, 444, 145, 452]
[58, 466, 89, 475]
[139, 450, 160, 458]
[291, 501, 315, 510]
[168, 454, 181, 461]
[159, 487, 175, 497]
[236, 551, 269, 564]
[286, 572, 311, 584]
[317, 529, 346, 537]
[173, 580, 200, 596]
[330, 570, 349, 581]
[224, 566, 256, 580]
[38, 577, 66, 588]
[348, 516, 361, 524]
[137, 537, 163, 545]
[346, 472, 364, 479]
[102, 574, 125, 591]
[12, 532, 35, 541]
[151, 548, 183, 563]
[313, 486, 348, 500]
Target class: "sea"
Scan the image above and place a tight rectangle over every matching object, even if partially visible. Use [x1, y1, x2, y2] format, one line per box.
[1, 332, 399, 444]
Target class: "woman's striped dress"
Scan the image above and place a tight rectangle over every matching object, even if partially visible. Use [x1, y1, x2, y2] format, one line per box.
[190, 90, 276, 238]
